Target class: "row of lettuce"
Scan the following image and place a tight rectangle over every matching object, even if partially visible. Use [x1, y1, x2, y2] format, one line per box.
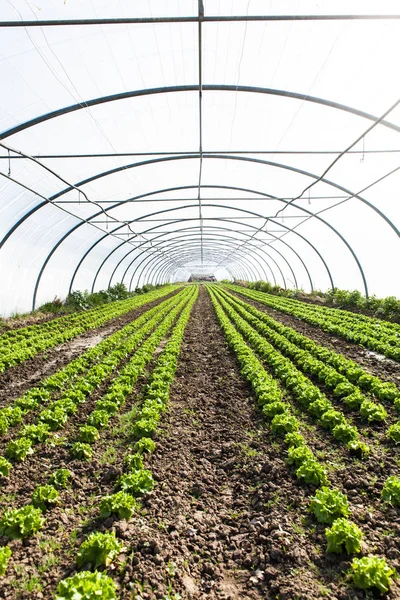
[208, 285, 399, 595]
[246, 280, 400, 323]
[0, 287, 198, 598]
[0, 285, 180, 373]
[226, 284, 400, 362]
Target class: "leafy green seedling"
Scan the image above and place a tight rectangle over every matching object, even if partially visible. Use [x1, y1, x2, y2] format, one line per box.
[99, 491, 139, 520]
[381, 476, 400, 507]
[0, 456, 12, 476]
[55, 571, 117, 600]
[76, 531, 123, 568]
[32, 484, 59, 511]
[5, 437, 33, 462]
[71, 442, 92, 461]
[296, 459, 328, 487]
[351, 555, 395, 593]
[326, 518, 362, 554]
[133, 437, 156, 454]
[0, 505, 44, 539]
[0, 546, 11, 576]
[117, 469, 154, 496]
[309, 486, 349, 524]
[78, 425, 99, 444]
[49, 468, 71, 489]
[387, 423, 400, 444]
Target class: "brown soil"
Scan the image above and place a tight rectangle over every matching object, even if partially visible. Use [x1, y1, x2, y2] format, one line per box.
[0, 290, 179, 403]
[1, 287, 399, 599]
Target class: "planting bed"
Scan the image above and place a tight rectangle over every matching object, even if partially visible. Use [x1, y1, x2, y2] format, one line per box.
[0, 285, 399, 599]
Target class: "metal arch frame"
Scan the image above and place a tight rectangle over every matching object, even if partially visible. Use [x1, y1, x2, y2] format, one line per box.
[2, 85, 400, 141]
[145, 251, 250, 288]
[1, 85, 399, 252]
[132, 239, 265, 287]
[146, 249, 248, 285]
[121, 234, 273, 288]
[158, 259, 241, 287]
[14, 147, 394, 307]
[123, 216, 311, 291]
[142, 243, 261, 284]
[107, 227, 284, 290]
[138, 247, 255, 288]
[73, 212, 309, 301]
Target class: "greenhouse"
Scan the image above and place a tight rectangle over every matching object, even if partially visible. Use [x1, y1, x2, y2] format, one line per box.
[0, 2, 400, 599]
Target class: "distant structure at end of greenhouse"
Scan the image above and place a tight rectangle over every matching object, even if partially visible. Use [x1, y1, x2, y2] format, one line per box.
[188, 274, 217, 282]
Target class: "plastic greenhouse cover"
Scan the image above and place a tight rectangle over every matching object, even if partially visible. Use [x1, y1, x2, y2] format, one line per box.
[0, 0, 399, 315]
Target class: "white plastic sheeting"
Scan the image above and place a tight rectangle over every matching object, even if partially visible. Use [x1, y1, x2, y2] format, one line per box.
[0, 0, 399, 315]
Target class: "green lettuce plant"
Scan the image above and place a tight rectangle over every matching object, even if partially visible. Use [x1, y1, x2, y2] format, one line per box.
[5, 437, 33, 462]
[76, 531, 123, 568]
[0, 546, 11, 576]
[351, 555, 395, 593]
[49, 468, 71, 488]
[71, 442, 92, 461]
[99, 491, 139, 520]
[55, 571, 117, 600]
[0, 456, 12, 476]
[0, 505, 44, 539]
[117, 469, 154, 496]
[381, 476, 400, 507]
[32, 484, 60, 511]
[309, 487, 349, 524]
[325, 518, 362, 554]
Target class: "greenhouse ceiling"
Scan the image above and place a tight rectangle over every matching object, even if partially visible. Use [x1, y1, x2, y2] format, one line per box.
[0, 0, 400, 315]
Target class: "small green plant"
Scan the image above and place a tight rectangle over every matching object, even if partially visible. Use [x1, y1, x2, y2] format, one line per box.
[0, 546, 11, 576]
[19, 423, 51, 444]
[134, 437, 156, 454]
[117, 469, 154, 496]
[381, 476, 400, 507]
[271, 413, 299, 436]
[32, 484, 60, 511]
[284, 432, 305, 448]
[296, 459, 327, 487]
[5, 437, 33, 462]
[55, 570, 117, 600]
[360, 400, 387, 423]
[286, 445, 314, 467]
[49, 468, 71, 489]
[0, 505, 44, 539]
[76, 531, 123, 568]
[325, 518, 362, 554]
[332, 423, 358, 443]
[87, 410, 110, 429]
[0, 456, 12, 476]
[99, 491, 139, 520]
[71, 442, 92, 461]
[309, 486, 349, 524]
[351, 555, 395, 593]
[124, 453, 144, 471]
[78, 425, 100, 444]
[387, 423, 400, 444]
[347, 439, 370, 458]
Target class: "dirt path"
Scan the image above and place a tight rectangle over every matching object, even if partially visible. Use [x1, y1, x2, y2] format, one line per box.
[121, 286, 328, 600]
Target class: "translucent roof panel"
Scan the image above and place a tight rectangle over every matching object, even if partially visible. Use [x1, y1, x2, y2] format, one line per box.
[0, 0, 399, 315]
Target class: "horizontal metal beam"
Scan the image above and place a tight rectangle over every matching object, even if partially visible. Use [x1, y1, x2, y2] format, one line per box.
[2, 149, 399, 159]
[1, 15, 399, 28]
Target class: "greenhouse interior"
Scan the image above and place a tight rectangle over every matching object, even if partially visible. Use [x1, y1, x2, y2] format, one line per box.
[1, 2, 400, 599]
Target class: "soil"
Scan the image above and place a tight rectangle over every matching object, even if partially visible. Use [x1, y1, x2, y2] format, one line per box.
[0, 287, 399, 599]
